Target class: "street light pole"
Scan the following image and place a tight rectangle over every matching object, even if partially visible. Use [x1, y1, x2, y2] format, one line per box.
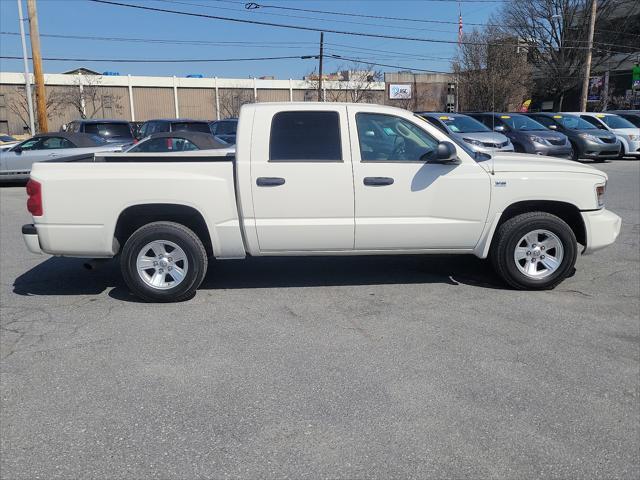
[16, 0, 35, 135]
[317, 32, 324, 102]
[579, 0, 597, 112]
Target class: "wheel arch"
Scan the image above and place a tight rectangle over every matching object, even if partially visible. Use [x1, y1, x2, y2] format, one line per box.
[496, 200, 586, 247]
[114, 203, 214, 257]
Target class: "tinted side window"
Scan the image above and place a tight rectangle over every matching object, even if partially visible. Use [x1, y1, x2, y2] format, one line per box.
[40, 137, 74, 149]
[269, 111, 342, 162]
[129, 137, 199, 153]
[531, 116, 555, 128]
[581, 115, 606, 129]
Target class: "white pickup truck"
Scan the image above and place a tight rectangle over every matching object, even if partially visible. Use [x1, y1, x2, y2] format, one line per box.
[22, 103, 621, 302]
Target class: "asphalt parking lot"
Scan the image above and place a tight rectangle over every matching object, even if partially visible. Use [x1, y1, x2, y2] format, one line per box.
[1, 160, 639, 479]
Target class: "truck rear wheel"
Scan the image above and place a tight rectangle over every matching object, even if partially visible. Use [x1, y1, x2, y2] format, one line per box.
[490, 212, 577, 290]
[120, 221, 208, 302]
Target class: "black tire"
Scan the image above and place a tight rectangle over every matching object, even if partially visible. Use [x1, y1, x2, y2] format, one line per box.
[490, 212, 577, 290]
[512, 142, 525, 153]
[569, 141, 579, 161]
[618, 144, 625, 160]
[120, 221, 208, 302]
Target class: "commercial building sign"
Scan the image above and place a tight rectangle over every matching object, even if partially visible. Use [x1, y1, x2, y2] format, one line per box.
[389, 84, 412, 99]
[633, 64, 640, 90]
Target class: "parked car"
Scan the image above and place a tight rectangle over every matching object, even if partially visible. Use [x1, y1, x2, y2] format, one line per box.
[209, 118, 238, 145]
[416, 112, 513, 153]
[469, 113, 572, 158]
[569, 112, 640, 158]
[136, 119, 212, 139]
[125, 131, 233, 154]
[0, 132, 124, 180]
[65, 119, 134, 145]
[22, 103, 620, 302]
[606, 110, 640, 128]
[523, 112, 620, 161]
[0, 135, 19, 152]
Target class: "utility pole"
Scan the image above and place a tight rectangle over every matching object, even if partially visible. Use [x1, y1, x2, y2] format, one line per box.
[317, 32, 324, 102]
[16, 0, 35, 135]
[26, 0, 47, 132]
[579, 0, 597, 112]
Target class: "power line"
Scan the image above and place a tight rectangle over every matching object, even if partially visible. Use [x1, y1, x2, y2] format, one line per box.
[153, 0, 460, 34]
[239, 0, 503, 27]
[0, 54, 316, 63]
[87, 0, 506, 46]
[325, 54, 451, 74]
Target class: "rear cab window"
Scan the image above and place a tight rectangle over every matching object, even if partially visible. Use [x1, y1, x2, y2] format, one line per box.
[83, 122, 132, 138]
[171, 122, 211, 134]
[269, 111, 342, 162]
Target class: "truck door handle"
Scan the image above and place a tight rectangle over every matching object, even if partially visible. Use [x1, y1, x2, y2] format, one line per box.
[363, 176, 394, 186]
[256, 177, 286, 187]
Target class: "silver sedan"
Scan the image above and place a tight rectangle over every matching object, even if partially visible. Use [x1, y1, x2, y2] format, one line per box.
[0, 132, 128, 181]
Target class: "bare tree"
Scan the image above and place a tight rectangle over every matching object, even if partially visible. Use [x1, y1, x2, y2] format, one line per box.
[56, 74, 123, 119]
[494, 0, 639, 110]
[8, 86, 66, 134]
[453, 27, 533, 112]
[306, 62, 382, 103]
[218, 89, 253, 118]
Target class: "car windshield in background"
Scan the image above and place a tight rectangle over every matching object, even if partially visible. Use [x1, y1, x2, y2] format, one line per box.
[601, 115, 636, 129]
[0, 135, 17, 142]
[500, 115, 546, 131]
[440, 115, 490, 133]
[555, 115, 596, 130]
[89, 135, 108, 144]
[172, 122, 211, 133]
[83, 123, 132, 138]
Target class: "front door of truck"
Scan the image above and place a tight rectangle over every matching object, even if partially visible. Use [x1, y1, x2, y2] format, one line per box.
[250, 106, 355, 252]
[348, 107, 490, 250]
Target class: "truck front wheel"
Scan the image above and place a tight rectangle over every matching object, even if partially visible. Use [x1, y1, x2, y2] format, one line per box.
[120, 221, 208, 302]
[490, 212, 577, 290]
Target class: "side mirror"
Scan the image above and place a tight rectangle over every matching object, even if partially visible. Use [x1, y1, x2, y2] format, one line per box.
[422, 141, 459, 164]
[12, 146, 22, 153]
[548, 124, 558, 129]
[494, 125, 506, 132]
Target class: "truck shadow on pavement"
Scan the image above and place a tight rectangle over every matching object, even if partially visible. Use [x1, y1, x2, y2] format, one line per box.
[13, 254, 505, 302]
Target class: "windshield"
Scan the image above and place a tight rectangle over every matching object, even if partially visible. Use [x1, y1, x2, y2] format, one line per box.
[555, 115, 597, 130]
[500, 115, 546, 131]
[84, 123, 132, 138]
[601, 115, 636, 129]
[439, 115, 490, 133]
[0, 135, 16, 142]
[172, 122, 211, 133]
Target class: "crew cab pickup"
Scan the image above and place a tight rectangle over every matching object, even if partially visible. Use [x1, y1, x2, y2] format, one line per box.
[22, 103, 621, 302]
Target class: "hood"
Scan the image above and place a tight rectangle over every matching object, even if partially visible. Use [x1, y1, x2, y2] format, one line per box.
[479, 152, 606, 178]
[519, 129, 567, 141]
[610, 128, 640, 137]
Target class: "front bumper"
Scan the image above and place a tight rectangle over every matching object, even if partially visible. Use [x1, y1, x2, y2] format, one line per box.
[581, 209, 621, 254]
[525, 143, 573, 158]
[22, 224, 43, 254]
[624, 139, 640, 157]
[578, 139, 621, 159]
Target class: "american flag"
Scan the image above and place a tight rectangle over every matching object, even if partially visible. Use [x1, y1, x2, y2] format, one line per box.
[458, 14, 463, 45]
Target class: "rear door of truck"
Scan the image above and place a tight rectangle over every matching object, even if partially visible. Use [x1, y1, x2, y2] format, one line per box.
[248, 104, 354, 252]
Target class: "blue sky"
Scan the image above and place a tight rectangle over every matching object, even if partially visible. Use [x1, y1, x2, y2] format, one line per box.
[0, 0, 501, 79]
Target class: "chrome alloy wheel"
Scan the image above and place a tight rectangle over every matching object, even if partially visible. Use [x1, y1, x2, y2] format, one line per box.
[513, 229, 564, 279]
[136, 240, 189, 290]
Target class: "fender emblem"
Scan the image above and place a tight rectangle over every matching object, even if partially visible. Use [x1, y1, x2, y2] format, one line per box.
[495, 180, 507, 187]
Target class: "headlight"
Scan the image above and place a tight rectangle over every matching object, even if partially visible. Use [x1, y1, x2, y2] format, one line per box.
[596, 183, 606, 208]
[463, 138, 484, 147]
[628, 134, 639, 141]
[579, 133, 599, 142]
[530, 136, 550, 145]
